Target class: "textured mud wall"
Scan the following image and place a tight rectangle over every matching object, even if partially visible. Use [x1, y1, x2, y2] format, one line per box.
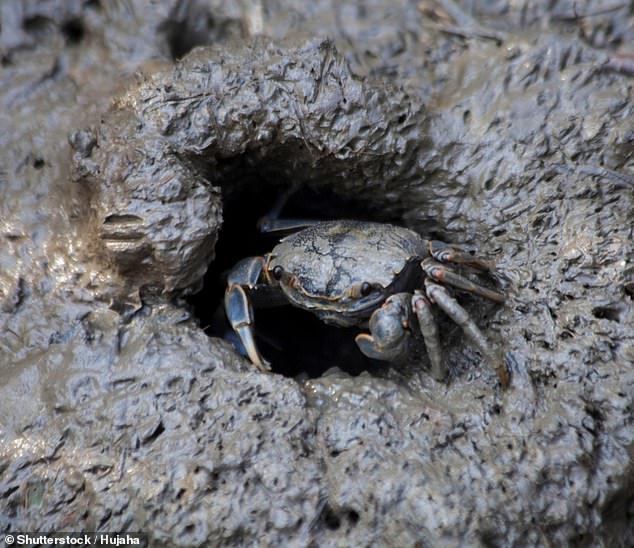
[1, 1, 633, 546]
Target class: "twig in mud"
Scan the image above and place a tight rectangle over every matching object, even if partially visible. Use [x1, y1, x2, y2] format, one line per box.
[425, 22, 506, 45]
[551, 3, 628, 22]
[554, 163, 634, 188]
[578, 164, 634, 188]
[419, 0, 507, 45]
[604, 52, 634, 76]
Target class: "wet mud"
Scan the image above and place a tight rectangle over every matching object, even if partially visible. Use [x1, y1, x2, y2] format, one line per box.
[1, 1, 633, 546]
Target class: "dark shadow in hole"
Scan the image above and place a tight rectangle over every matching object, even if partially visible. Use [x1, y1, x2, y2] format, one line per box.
[22, 15, 53, 36]
[322, 505, 341, 530]
[188, 180, 502, 382]
[61, 18, 84, 44]
[142, 421, 165, 446]
[160, 16, 208, 60]
[592, 304, 623, 323]
[312, 503, 360, 532]
[158, 1, 243, 60]
[188, 183, 392, 379]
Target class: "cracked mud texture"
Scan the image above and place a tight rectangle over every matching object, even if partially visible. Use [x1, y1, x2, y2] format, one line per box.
[1, 0, 633, 546]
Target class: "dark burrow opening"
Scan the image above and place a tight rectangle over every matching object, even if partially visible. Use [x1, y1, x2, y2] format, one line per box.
[188, 183, 397, 380]
[188, 177, 502, 383]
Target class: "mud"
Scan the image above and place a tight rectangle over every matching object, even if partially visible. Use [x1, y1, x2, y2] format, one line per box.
[1, 0, 633, 546]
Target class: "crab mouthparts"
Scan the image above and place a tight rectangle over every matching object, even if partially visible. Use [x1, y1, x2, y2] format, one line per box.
[315, 310, 360, 327]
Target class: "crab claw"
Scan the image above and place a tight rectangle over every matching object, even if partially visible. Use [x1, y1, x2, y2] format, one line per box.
[355, 293, 412, 362]
[225, 284, 271, 372]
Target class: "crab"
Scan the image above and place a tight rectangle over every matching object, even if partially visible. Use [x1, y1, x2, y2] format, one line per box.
[225, 220, 509, 387]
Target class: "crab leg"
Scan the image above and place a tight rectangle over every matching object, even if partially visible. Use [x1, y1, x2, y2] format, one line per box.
[411, 291, 447, 381]
[257, 184, 323, 235]
[425, 281, 510, 387]
[258, 218, 323, 234]
[421, 258, 504, 304]
[428, 240, 492, 272]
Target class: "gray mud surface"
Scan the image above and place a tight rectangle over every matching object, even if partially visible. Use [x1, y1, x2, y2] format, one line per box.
[1, 1, 633, 546]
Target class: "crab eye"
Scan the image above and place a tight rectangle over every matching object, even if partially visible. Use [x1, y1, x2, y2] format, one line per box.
[360, 281, 373, 296]
[272, 265, 284, 281]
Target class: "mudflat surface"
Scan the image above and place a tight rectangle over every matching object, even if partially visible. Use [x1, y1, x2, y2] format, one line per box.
[1, 1, 633, 546]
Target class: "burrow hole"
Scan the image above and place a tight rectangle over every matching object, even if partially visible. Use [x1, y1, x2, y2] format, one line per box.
[159, 3, 244, 61]
[187, 181, 493, 382]
[188, 184, 395, 380]
[592, 304, 623, 323]
[320, 504, 360, 531]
